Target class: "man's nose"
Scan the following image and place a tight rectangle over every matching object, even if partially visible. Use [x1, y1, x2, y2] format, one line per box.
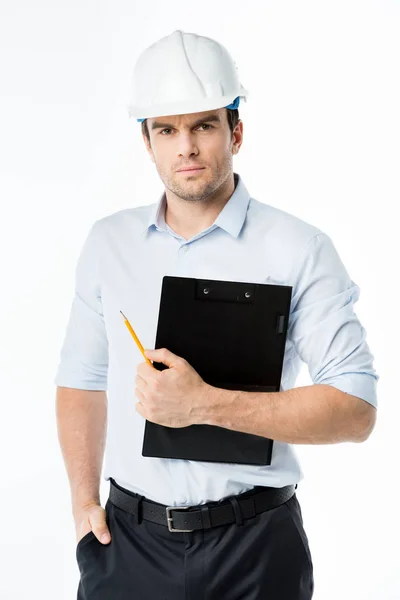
[177, 133, 199, 158]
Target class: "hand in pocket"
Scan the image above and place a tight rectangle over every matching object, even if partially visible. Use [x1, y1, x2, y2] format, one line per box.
[75, 501, 111, 545]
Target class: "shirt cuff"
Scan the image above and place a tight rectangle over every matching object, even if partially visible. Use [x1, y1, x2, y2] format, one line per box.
[319, 372, 378, 408]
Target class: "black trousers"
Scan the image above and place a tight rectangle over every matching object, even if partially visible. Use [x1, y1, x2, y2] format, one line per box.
[76, 481, 314, 599]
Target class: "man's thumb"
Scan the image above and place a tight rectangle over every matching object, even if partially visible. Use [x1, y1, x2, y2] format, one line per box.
[100, 531, 111, 544]
[144, 347, 179, 367]
[90, 507, 111, 544]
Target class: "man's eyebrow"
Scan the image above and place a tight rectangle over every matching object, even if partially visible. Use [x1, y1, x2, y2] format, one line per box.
[151, 114, 222, 131]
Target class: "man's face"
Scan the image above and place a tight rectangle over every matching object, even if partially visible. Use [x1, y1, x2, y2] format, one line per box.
[143, 108, 242, 202]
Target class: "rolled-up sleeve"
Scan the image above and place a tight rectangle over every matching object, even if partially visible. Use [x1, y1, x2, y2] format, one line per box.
[287, 233, 379, 408]
[54, 220, 109, 390]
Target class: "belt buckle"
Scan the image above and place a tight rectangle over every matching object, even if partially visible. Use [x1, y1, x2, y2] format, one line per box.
[166, 506, 193, 532]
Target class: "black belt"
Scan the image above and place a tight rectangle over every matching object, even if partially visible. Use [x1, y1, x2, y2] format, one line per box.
[108, 477, 297, 532]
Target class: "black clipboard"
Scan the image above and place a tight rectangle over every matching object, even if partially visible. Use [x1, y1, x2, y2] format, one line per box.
[142, 276, 292, 466]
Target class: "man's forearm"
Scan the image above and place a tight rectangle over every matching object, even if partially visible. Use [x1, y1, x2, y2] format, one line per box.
[56, 387, 107, 517]
[198, 383, 375, 444]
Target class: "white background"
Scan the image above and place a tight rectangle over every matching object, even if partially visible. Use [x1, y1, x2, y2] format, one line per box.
[0, 1, 398, 598]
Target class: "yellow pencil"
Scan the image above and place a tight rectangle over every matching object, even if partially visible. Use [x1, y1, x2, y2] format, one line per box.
[120, 310, 154, 368]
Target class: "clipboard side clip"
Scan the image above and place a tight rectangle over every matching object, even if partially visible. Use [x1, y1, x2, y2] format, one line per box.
[276, 314, 286, 334]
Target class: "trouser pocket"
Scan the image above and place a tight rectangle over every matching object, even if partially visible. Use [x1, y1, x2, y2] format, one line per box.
[76, 500, 114, 599]
[282, 494, 314, 573]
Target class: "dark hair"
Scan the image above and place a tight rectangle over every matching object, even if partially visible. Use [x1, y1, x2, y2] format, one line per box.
[141, 108, 239, 144]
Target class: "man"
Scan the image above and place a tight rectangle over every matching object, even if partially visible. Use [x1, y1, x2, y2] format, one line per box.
[55, 30, 379, 600]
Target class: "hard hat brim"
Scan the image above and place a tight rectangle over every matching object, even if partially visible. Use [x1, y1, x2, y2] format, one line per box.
[128, 88, 249, 121]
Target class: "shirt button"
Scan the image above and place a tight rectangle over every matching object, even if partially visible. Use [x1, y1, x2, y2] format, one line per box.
[180, 496, 187, 503]
[180, 245, 189, 252]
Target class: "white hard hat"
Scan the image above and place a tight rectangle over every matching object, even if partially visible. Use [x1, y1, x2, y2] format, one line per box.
[127, 29, 249, 122]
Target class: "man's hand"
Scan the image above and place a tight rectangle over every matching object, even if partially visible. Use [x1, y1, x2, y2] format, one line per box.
[74, 501, 111, 546]
[134, 347, 211, 428]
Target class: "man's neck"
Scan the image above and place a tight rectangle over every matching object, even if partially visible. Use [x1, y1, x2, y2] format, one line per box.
[164, 173, 236, 240]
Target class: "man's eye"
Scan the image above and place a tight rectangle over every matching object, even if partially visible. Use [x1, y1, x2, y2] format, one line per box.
[160, 124, 212, 135]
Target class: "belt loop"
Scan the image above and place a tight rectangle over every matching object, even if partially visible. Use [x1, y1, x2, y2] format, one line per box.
[228, 497, 244, 526]
[132, 494, 144, 525]
[200, 506, 212, 529]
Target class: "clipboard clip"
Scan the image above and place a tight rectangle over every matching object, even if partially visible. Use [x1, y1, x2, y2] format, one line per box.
[194, 279, 287, 332]
[276, 314, 287, 334]
[195, 279, 255, 304]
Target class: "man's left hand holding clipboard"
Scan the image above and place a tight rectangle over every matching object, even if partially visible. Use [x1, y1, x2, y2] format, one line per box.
[135, 347, 212, 428]
[121, 308, 211, 428]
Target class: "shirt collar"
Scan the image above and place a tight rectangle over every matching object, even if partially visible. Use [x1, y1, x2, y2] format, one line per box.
[142, 172, 251, 238]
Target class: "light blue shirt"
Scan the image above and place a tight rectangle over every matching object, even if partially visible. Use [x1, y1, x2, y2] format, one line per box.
[54, 172, 379, 506]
